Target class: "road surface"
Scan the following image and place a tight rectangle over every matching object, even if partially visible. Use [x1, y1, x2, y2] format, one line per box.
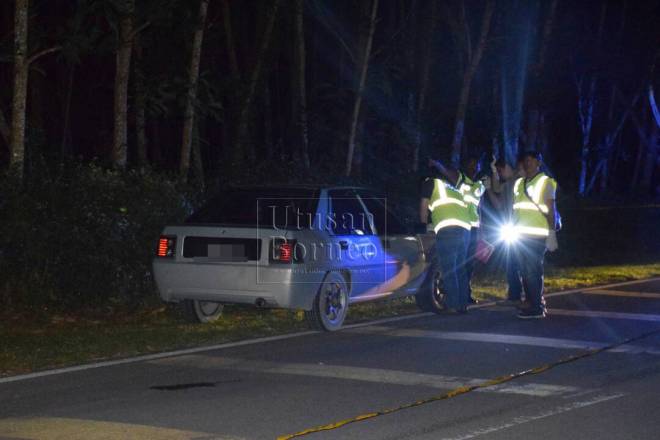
[2, 278, 660, 440]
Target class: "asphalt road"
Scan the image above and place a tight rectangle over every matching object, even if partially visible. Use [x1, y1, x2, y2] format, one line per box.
[2, 278, 660, 440]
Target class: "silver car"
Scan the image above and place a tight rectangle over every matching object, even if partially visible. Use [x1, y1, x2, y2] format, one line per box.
[153, 185, 442, 331]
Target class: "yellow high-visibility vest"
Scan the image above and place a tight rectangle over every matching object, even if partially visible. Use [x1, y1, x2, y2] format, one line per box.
[429, 177, 472, 233]
[459, 174, 485, 228]
[512, 172, 557, 237]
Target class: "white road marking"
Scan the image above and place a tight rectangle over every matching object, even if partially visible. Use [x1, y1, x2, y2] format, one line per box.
[545, 277, 660, 298]
[439, 393, 625, 440]
[347, 327, 660, 355]
[1, 277, 658, 384]
[0, 313, 435, 385]
[548, 308, 660, 322]
[582, 289, 660, 299]
[149, 355, 581, 397]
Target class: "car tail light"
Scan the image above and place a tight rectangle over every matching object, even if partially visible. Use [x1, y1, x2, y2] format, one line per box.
[270, 238, 301, 264]
[157, 236, 176, 257]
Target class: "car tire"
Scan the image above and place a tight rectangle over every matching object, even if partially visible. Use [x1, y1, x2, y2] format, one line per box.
[180, 299, 224, 323]
[305, 272, 349, 332]
[415, 263, 446, 314]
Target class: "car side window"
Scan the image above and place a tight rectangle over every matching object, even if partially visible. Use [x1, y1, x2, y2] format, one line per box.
[357, 192, 407, 236]
[328, 190, 374, 236]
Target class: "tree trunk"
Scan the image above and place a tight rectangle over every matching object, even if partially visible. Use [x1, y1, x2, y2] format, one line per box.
[133, 32, 147, 165]
[345, 0, 379, 177]
[536, 0, 558, 77]
[0, 108, 9, 149]
[405, 0, 417, 171]
[641, 119, 659, 189]
[111, 0, 135, 169]
[192, 119, 205, 187]
[180, 0, 209, 180]
[412, 0, 433, 173]
[61, 65, 75, 157]
[630, 105, 651, 189]
[222, 0, 240, 78]
[577, 2, 607, 195]
[526, 0, 557, 154]
[150, 122, 162, 165]
[577, 76, 596, 195]
[233, 0, 282, 172]
[9, 0, 29, 179]
[264, 83, 274, 158]
[632, 136, 645, 190]
[450, 0, 494, 165]
[294, 0, 310, 171]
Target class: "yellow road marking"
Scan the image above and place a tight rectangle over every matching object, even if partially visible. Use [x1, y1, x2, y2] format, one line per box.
[0, 417, 226, 440]
[583, 289, 660, 299]
[277, 327, 660, 439]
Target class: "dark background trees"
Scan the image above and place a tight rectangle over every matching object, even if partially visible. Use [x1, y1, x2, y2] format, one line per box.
[0, 0, 659, 312]
[1, 0, 658, 195]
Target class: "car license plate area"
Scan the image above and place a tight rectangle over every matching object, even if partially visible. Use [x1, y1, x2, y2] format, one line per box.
[183, 237, 261, 261]
[208, 243, 245, 261]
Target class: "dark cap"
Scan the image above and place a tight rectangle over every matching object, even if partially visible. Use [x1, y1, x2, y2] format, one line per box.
[517, 150, 542, 162]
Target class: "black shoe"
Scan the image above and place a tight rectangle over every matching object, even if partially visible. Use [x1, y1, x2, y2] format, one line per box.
[517, 301, 531, 311]
[468, 298, 479, 305]
[517, 309, 546, 319]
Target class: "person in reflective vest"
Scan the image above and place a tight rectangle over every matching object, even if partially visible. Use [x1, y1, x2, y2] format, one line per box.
[420, 161, 471, 314]
[458, 156, 485, 304]
[512, 151, 558, 319]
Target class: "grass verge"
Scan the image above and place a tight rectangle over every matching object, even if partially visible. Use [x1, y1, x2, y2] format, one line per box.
[2, 262, 658, 378]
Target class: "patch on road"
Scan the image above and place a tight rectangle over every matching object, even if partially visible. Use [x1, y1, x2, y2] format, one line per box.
[0, 417, 243, 440]
[150, 379, 241, 391]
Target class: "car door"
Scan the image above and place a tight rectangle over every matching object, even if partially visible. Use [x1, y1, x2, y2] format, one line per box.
[327, 189, 385, 300]
[357, 192, 426, 297]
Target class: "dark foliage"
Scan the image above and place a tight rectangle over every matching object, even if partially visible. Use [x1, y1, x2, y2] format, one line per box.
[0, 161, 195, 311]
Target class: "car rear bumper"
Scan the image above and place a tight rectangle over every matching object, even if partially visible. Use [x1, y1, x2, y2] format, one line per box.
[152, 260, 326, 310]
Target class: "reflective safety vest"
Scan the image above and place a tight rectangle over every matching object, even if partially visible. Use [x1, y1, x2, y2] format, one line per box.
[512, 172, 557, 237]
[459, 174, 485, 228]
[428, 177, 472, 233]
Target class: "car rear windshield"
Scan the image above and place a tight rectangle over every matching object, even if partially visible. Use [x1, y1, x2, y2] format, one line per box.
[186, 188, 320, 228]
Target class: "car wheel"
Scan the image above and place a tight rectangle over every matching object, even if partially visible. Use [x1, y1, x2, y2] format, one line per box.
[415, 264, 446, 314]
[306, 272, 349, 331]
[181, 299, 224, 323]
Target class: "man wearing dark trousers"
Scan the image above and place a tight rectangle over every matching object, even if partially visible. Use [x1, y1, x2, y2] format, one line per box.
[458, 156, 485, 304]
[420, 159, 472, 314]
[511, 151, 558, 319]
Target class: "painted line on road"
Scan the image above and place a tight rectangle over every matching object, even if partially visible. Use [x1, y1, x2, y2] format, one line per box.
[150, 355, 581, 397]
[438, 393, 626, 440]
[0, 313, 432, 385]
[276, 327, 660, 439]
[1, 277, 658, 384]
[346, 327, 660, 355]
[0, 331, 312, 385]
[548, 309, 660, 322]
[544, 277, 660, 298]
[0, 417, 241, 440]
[582, 289, 660, 299]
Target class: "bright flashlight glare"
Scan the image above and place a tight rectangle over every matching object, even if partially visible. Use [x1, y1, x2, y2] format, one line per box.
[500, 223, 519, 244]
